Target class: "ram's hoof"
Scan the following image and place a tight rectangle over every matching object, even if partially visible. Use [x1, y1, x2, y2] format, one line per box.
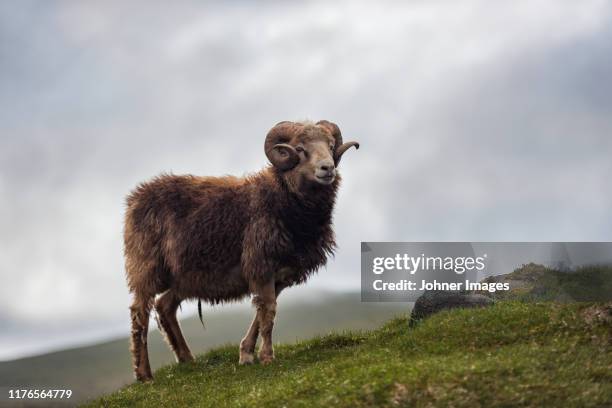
[178, 353, 195, 363]
[239, 352, 255, 365]
[259, 353, 275, 365]
[136, 372, 154, 382]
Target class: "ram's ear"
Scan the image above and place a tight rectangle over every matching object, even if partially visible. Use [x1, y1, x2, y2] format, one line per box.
[266, 143, 299, 170]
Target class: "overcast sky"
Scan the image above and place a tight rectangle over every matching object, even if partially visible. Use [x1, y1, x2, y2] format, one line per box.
[1, 0, 612, 360]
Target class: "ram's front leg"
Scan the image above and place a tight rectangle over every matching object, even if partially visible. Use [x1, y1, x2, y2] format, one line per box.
[239, 311, 260, 365]
[252, 280, 277, 365]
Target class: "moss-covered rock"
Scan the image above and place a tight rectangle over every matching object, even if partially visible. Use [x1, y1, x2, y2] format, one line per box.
[480, 263, 612, 302]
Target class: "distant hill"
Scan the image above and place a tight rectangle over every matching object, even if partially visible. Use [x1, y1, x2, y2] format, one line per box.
[0, 292, 407, 405]
[88, 301, 612, 407]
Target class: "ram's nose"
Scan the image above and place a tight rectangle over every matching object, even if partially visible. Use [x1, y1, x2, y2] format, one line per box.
[317, 159, 335, 176]
[314, 159, 336, 184]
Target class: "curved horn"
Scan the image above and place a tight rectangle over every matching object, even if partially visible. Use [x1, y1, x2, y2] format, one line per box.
[316, 120, 343, 146]
[335, 141, 360, 165]
[317, 120, 359, 165]
[265, 121, 300, 170]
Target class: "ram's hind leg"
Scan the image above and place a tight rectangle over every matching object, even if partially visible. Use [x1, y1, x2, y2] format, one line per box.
[130, 293, 154, 381]
[155, 290, 194, 363]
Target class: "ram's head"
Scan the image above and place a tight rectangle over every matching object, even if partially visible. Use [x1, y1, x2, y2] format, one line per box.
[265, 120, 359, 187]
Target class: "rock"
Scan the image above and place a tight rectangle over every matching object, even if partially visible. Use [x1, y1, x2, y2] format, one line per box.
[479, 263, 575, 302]
[410, 290, 494, 325]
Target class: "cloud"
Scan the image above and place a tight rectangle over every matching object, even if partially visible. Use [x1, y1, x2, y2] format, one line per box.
[1, 0, 611, 358]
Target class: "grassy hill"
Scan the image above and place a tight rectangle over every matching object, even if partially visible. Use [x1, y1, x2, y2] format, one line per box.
[0, 292, 406, 404]
[87, 301, 612, 407]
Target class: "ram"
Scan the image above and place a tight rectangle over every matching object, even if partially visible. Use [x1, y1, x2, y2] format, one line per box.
[124, 120, 359, 381]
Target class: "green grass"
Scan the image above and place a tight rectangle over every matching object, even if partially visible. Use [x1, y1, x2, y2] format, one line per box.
[86, 302, 612, 407]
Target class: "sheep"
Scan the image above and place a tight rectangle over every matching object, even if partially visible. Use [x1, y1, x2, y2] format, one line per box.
[124, 120, 359, 381]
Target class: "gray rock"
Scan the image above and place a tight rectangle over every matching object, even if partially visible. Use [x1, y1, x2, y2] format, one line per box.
[410, 290, 494, 325]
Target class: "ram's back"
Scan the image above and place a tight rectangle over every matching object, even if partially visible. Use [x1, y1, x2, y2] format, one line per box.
[123, 174, 252, 295]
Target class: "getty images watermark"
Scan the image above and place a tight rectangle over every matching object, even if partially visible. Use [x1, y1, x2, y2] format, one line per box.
[361, 243, 504, 301]
[370, 252, 508, 292]
[360, 242, 612, 302]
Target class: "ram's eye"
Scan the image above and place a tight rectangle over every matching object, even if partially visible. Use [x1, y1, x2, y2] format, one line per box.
[295, 145, 305, 153]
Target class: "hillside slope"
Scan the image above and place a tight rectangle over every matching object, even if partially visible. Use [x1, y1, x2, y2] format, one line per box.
[87, 302, 612, 407]
[0, 293, 405, 404]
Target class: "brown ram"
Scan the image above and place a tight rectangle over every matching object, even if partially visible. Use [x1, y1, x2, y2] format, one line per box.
[124, 120, 359, 381]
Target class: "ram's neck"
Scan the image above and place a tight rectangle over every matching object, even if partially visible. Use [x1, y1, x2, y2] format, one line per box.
[265, 169, 340, 237]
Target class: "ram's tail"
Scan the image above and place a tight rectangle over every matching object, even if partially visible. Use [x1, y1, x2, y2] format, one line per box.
[197, 299, 205, 329]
